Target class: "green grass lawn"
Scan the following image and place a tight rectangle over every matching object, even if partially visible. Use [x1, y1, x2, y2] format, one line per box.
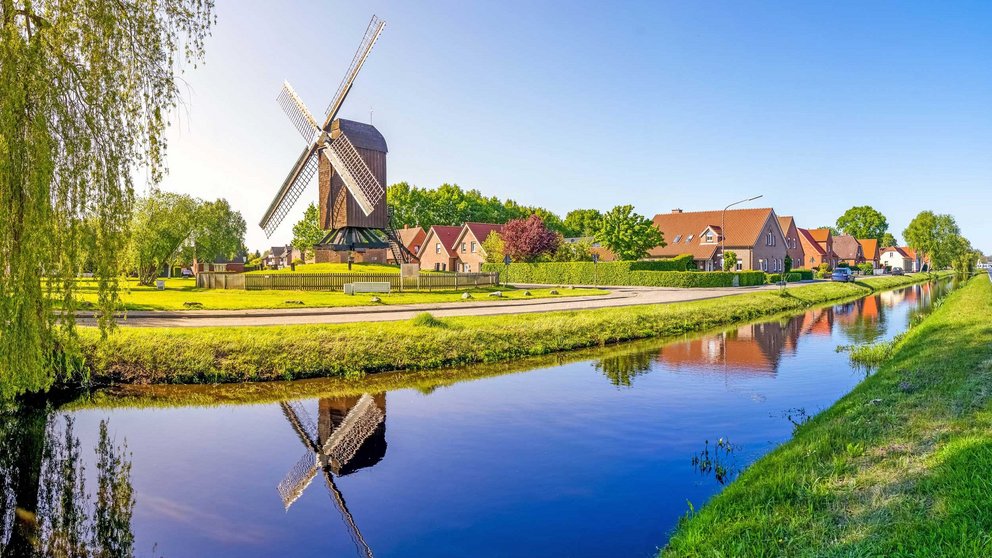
[662, 273, 992, 557]
[74, 272, 944, 386]
[72, 278, 605, 311]
[245, 262, 400, 274]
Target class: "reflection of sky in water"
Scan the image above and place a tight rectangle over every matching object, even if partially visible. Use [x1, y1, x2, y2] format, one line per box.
[59, 282, 947, 558]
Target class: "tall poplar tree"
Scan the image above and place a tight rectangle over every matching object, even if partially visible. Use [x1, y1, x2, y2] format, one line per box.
[0, 1, 215, 397]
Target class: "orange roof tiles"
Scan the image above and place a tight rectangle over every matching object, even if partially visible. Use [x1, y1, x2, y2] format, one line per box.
[649, 208, 777, 259]
[858, 238, 879, 260]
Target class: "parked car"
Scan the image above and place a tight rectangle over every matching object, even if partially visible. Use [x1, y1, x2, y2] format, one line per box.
[181, 268, 194, 278]
[831, 268, 855, 282]
[891, 267, 904, 276]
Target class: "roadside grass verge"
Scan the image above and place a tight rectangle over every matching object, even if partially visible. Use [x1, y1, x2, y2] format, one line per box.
[73, 273, 945, 386]
[70, 278, 603, 311]
[661, 273, 992, 557]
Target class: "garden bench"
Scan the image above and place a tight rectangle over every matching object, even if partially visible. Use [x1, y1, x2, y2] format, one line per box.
[344, 282, 391, 295]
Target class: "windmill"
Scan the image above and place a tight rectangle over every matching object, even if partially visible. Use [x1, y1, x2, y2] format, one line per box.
[278, 395, 387, 558]
[258, 15, 415, 263]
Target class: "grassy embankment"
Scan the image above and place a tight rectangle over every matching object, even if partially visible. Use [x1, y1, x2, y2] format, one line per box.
[72, 277, 604, 311]
[662, 273, 992, 557]
[74, 273, 945, 386]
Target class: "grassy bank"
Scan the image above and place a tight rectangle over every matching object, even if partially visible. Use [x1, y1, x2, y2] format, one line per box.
[662, 273, 991, 557]
[73, 278, 604, 311]
[73, 272, 945, 386]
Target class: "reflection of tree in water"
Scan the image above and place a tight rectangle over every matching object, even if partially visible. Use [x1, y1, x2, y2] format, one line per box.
[1, 406, 135, 557]
[594, 350, 655, 387]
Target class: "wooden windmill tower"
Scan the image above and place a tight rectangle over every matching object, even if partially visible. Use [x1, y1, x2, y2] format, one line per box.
[258, 15, 415, 263]
[278, 394, 387, 558]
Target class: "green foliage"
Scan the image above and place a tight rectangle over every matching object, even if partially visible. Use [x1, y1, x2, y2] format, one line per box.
[595, 205, 665, 261]
[903, 211, 966, 270]
[766, 273, 782, 284]
[837, 261, 850, 268]
[0, 0, 214, 398]
[481, 231, 505, 264]
[858, 262, 875, 275]
[881, 232, 898, 247]
[818, 263, 832, 273]
[181, 198, 246, 265]
[127, 191, 200, 285]
[786, 270, 814, 281]
[386, 182, 569, 234]
[563, 209, 604, 237]
[291, 203, 324, 261]
[723, 251, 738, 272]
[783, 255, 793, 274]
[836, 205, 889, 240]
[484, 261, 763, 287]
[552, 238, 595, 262]
[410, 312, 448, 328]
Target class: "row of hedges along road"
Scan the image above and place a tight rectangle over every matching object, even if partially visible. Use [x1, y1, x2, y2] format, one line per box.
[483, 260, 766, 287]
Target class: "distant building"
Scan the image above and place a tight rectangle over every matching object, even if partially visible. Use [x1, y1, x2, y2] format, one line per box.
[648, 208, 789, 272]
[797, 228, 838, 269]
[858, 239, 880, 269]
[417, 225, 464, 272]
[264, 245, 303, 269]
[386, 226, 426, 265]
[777, 216, 805, 269]
[833, 235, 865, 267]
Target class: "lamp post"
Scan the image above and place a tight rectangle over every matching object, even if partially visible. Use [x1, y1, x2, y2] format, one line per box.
[721, 195, 763, 270]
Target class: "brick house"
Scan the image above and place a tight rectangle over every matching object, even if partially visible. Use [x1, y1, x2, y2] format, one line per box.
[833, 235, 865, 267]
[264, 245, 302, 269]
[648, 208, 789, 272]
[777, 216, 805, 269]
[417, 225, 463, 271]
[881, 246, 925, 272]
[386, 226, 426, 264]
[797, 228, 838, 269]
[450, 223, 503, 273]
[858, 238, 880, 269]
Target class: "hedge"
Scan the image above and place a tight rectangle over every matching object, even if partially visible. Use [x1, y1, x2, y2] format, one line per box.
[483, 261, 766, 288]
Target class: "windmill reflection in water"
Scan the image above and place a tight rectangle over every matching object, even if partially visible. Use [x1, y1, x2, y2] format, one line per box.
[278, 394, 386, 558]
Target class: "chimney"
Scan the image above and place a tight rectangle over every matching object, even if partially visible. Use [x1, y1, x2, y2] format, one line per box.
[672, 208, 683, 213]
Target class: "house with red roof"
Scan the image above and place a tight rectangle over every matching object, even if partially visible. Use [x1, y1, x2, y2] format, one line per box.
[648, 208, 788, 272]
[881, 246, 926, 272]
[451, 223, 503, 273]
[858, 238, 880, 269]
[386, 226, 426, 264]
[417, 225, 463, 271]
[797, 228, 838, 269]
[833, 235, 865, 267]
[777, 216, 805, 268]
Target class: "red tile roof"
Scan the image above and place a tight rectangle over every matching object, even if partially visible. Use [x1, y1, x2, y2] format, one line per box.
[463, 222, 503, 244]
[427, 225, 463, 251]
[808, 228, 832, 243]
[649, 208, 777, 259]
[833, 235, 862, 260]
[797, 228, 826, 255]
[858, 238, 879, 260]
[397, 226, 425, 249]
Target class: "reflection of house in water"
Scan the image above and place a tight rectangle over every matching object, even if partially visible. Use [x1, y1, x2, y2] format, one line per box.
[799, 307, 835, 337]
[658, 319, 804, 376]
[278, 394, 387, 558]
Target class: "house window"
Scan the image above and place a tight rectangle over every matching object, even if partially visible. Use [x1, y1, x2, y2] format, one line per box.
[686, 234, 694, 243]
[463, 263, 471, 272]
[705, 232, 714, 243]
[414, 245, 420, 254]
[471, 241, 477, 253]
[461, 242, 467, 253]
[434, 263, 440, 271]
[435, 242, 441, 254]
[760, 259, 767, 271]
[673, 234, 682, 243]
[736, 261, 743, 271]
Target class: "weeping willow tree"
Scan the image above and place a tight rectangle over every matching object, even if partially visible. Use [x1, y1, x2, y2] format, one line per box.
[0, 1, 214, 398]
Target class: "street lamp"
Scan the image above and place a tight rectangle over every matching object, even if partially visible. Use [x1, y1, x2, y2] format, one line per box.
[721, 195, 763, 270]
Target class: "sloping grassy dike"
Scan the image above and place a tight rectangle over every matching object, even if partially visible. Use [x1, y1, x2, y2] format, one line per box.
[75, 274, 945, 386]
[662, 273, 991, 557]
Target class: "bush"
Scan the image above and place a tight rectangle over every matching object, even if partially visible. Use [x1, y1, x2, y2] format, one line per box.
[837, 261, 850, 268]
[786, 270, 814, 282]
[482, 261, 763, 288]
[766, 273, 782, 284]
[858, 262, 875, 275]
[818, 263, 832, 273]
[410, 312, 448, 328]
[818, 270, 832, 279]
[629, 255, 695, 271]
[292, 258, 304, 266]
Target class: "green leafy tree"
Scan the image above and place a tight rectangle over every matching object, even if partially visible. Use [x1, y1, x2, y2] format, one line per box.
[880, 232, 898, 247]
[596, 205, 664, 261]
[179, 199, 246, 266]
[903, 211, 962, 270]
[835, 206, 889, 240]
[291, 203, 325, 261]
[563, 209, 603, 237]
[552, 238, 595, 262]
[723, 251, 738, 271]
[783, 255, 793, 274]
[128, 192, 200, 285]
[481, 231, 505, 264]
[0, 1, 214, 397]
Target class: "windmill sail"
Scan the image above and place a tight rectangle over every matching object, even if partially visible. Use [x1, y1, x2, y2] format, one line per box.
[259, 146, 319, 237]
[277, 81, 320, 143]
[322, 15, 386, 130]
[322, 133, 384, 216]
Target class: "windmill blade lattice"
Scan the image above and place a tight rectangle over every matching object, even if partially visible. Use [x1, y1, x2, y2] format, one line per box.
[322, 15, 386, 129]
[277, 81, 320, 143]
[322, 133, 384, 216]
[259, 147, 319, 237]
[277, 451, 319, 510]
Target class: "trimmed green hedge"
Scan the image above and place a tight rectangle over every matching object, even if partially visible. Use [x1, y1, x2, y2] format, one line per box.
[483, 261, 765, 288]
[628, 255, 695, 271]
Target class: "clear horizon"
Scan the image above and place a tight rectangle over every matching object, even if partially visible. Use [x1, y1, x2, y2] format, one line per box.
[156, 0, 991, 254]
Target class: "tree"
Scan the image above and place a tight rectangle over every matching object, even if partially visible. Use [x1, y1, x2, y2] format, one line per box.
[723, 251, 738, 272]
[291, 203, 324, 261]
[180, 199, 246, 266]
[0, 1, 214, 397]
[552, 238, 595, 262]
[903, 211, 962, 270]
[595, 205, 664, 261]
[481, 231, 505, 264]
[783, 255, 793, 274]
[817, 226, 841, 236]
[835, 206, 889, 240]
[502, 215, 560, 262]
[880, 232, 898, 247]
[563, 209, 603, 237]
[128, 192, 200, 285]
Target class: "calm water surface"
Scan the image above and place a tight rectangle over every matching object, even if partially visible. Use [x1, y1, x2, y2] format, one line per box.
[2, 281, 952, 557]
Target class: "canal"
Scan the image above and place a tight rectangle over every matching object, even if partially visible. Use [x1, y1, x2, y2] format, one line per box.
[0, 280, 953, 557]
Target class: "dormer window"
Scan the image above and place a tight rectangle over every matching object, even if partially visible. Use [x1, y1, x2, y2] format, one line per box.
[686, 234, 694, 243]
[673, 234, 682, 243]
[705, 232, 714, 243]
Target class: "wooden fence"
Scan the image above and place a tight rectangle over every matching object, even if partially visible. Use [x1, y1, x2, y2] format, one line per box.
[197, 271, 500, 291]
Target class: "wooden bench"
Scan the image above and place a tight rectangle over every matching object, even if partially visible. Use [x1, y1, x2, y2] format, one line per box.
[344, 282, 391, 295]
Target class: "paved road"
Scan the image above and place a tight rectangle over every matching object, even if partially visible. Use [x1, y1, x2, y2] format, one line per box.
[81, 283, 787, 328]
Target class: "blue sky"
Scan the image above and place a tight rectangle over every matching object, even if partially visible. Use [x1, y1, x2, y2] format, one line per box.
[158, 0, 992, 252]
